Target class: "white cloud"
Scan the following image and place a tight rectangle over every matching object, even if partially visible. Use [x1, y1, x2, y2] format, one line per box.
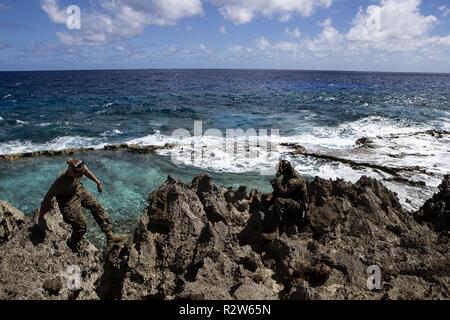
[346, 0, 438, 51]
[57, 31, 107, 46]
[306, 18, 342, 51]
[212, 0, 332, 24]
[246, 0, 450, 70]
[285, 27, 300, 38]
[279, 13, 292, 22]
[274, 41, 299, 52]
[228, 44, 243, 52]
[41, 0, 67, 24]
[41, 0, 204, 45]
[439, 5, 450, 18]
[255, 37, 270, 50]
[39, 0, 450, 70]
[198, 43, 213, 54]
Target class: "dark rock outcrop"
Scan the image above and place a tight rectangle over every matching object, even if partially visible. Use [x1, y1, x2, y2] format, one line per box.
[120, 174, 268, 300]
[117, 174, 449, 300]
[415, 174, 450, 233]
[0, 201, 101, 300]
[355, 137, 377, 149]
[0, 201, 26, 244]
[0, 143, 175, 161]
[1, 174, 449, 300]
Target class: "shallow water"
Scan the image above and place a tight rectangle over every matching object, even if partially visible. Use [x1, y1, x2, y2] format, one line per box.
[0, 150, 273, 243]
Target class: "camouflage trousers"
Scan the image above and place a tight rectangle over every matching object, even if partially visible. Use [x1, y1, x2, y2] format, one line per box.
[56, 186, 112, 245]
[263, 198, 305, 232]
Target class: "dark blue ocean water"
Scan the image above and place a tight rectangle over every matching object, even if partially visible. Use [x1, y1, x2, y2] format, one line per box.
[0, 70, 449, 241]
[1, 70, 449, 148]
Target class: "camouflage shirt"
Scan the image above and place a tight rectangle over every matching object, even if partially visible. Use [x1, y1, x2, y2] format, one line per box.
[48, 171, 82, 196]
[271, 170, 308, 202]
[41, 171, 83, 213]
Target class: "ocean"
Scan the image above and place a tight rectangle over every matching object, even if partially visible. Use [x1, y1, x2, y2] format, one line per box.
[1, 69, 449, 242]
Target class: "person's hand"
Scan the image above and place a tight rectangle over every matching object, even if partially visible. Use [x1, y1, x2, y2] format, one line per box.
[35, 215, 49, 233]
[249, 189, 258, 198]
[97, 182, 103, 193]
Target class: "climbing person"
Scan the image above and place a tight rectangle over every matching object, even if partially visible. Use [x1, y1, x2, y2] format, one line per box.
[37, 159, 127, 252]
[262, 160, 308, 241]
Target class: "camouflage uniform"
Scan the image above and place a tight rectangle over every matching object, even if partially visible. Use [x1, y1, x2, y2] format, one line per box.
[41, 171, 113, 246]
[264, 170, 308, 232]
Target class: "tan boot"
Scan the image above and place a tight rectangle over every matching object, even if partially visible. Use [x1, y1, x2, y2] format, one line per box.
[262, 227, 279, 241]
[105, 231, 127, 247]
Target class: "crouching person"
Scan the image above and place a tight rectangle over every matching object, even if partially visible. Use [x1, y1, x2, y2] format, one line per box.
[262, 160, 308, 241]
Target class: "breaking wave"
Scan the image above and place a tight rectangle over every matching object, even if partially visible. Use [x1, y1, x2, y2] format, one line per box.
[1, 116, 448, 211]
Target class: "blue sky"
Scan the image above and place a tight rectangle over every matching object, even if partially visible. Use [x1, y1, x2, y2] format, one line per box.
[1, 0, 450, 72]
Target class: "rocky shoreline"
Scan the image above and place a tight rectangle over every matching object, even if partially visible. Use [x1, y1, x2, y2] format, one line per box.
[0, 143, 175, 161]
[0, 173, 448, 300]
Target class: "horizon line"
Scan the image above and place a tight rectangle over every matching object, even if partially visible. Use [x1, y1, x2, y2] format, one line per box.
[1, 67, 450, 76]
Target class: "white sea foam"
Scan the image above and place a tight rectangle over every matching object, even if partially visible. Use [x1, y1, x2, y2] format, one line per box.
[1, 116, 448, 211]
[0, 116, 3, 121]
[290, 116, 430, 150]
[125, 116, 449, 210]
[0, 136, 105, 155]
[16, 120, 28, 125]
[100, 129, 123, 137]
[2, 94, 12, 99]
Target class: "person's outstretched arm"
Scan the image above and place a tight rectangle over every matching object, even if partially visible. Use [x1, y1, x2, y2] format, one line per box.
[39, 183, 57, 219]
[83, 166, 103, 193]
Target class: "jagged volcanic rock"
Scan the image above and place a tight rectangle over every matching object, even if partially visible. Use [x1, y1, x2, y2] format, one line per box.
[0, 201, 26, 244]
[0, 201, 101, 300]
[1, 173, 449, 300]
[118, 174, 449, 300]
[415, 174, 450, 233]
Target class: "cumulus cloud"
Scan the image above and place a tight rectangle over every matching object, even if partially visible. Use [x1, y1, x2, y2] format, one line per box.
[285, 27, 300, 38]
[228, 44, 243, 52]
[255, 37, 270, 50]
[274, 41, 299, 52]
[247, 0, 450, 67]
[306, 18, 342, 51]
[212, 0, 332, 24]
[41, 0, 203, 45]
[251, 18, 341, 55]
[198, 43, 213, 54]
[41, 0, 67, 23]
[346, 0, 438, 51]
[219, 26, 227, 34]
